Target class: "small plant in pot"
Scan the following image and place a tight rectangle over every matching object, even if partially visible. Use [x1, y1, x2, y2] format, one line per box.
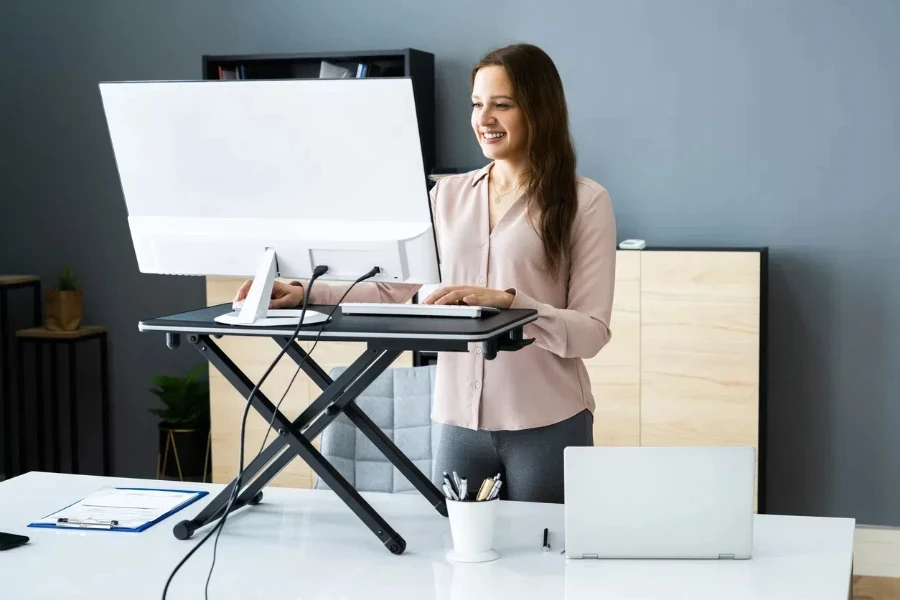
[44, 266, 83, 331]
[149, 364, 212, 482]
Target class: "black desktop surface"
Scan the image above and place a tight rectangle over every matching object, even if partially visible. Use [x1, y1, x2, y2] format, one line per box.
[139, 303, 537, 343]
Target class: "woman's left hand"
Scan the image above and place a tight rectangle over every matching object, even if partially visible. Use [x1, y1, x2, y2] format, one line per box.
[423, 285, 515, 309]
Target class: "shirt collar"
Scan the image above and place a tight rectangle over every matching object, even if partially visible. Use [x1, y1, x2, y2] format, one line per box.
[471, 162, 494, 187]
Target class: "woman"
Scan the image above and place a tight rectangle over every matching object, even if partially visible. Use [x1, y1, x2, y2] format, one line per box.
[235, 43, 617, 504]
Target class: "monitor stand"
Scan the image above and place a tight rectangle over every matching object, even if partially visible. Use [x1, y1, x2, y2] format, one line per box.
[213, 248, 329, 327]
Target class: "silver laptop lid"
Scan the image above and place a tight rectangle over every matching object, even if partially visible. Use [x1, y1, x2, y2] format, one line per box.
[564, 446, 755, 559]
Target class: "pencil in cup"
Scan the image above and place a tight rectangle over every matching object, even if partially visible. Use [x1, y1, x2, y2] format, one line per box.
[444, 476, 502, 558]
[441, 473, 501, 502]
[476, 473, 502, 501]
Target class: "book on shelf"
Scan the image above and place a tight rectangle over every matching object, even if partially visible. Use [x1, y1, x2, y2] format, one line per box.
[319, 60, 382, 79]
[217, 65, 245, 80]
[319, 60, 354, 79]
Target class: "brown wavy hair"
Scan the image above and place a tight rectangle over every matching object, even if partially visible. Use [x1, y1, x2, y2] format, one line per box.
[471, 43, 578, 280]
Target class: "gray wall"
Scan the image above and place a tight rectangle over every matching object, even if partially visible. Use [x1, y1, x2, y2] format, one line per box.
[2, 0, 898, 525]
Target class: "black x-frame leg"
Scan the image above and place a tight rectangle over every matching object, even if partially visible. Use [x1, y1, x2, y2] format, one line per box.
[170, 333, 447, 555]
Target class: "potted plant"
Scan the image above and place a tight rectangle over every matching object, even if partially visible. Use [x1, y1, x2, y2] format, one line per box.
[149, 364, 212, 482]
[44, 266, 83, 331]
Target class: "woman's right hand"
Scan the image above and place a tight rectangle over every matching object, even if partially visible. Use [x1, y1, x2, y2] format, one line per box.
[233, 280, 305, 309]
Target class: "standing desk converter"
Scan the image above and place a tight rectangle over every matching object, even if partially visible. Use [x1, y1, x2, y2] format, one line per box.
[138, 302, 537, 554]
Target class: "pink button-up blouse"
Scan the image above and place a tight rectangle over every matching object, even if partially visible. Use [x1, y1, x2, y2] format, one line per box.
[307, 162, 617, 431]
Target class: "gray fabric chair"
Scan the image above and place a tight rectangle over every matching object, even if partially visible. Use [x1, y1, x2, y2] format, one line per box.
[313, 364, 442, 493]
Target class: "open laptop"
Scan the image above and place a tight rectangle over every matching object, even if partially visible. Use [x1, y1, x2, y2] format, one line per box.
[564, 446, 755, 560]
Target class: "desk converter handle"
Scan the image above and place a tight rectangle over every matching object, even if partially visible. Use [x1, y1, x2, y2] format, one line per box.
[166, 333, 180, 349]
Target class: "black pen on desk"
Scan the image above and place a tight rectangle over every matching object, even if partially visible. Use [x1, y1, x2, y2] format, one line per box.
[542, 528, 550, 552]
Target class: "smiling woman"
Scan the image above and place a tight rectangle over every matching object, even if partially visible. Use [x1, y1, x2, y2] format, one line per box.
[471, 68, 527, 163]
[234, 43, 618, 504]
[468, 45, 580, 280]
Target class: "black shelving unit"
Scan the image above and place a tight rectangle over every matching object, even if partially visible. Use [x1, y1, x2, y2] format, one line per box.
[201, 49, 436, 177]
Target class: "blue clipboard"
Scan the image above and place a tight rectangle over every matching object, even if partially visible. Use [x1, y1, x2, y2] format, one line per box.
[27, 487, 209, 533]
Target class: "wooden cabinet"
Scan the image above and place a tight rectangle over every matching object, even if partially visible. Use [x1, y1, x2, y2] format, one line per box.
[587, 249, 766, 510]
[639, 251, 761, 449]
[204, 248, 766, 507]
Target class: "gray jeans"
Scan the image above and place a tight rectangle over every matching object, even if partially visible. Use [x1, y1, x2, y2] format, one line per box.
[433, 410, 593, 504]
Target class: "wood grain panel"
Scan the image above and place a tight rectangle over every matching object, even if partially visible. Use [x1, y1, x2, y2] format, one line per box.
[209, 358, 313, 488]
[639, 252, 761, 445]
[16, 326, 106, 340]
[0, 275, 40, 286]
[853, 576, 900, 600]
[206, 276, 410, 489]
[586, 251, 641, 446]
[640, 252, 761, 504]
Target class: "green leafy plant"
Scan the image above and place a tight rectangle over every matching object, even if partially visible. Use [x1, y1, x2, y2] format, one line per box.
[57, 267, 78, 291]
[148, 364, 210, 428]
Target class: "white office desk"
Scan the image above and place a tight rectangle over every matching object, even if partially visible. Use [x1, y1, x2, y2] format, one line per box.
[0, 472, 854, 599]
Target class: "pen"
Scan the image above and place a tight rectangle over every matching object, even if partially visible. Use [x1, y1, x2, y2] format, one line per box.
[476, 478, 494, 501]
[443, 472, 458, 498]
[459, 477, 467, 501]
[542, 528, 551, 552]
[452, 471, 463, 496]
[443, 482, 459, 501]
[486, 480, 502, 500]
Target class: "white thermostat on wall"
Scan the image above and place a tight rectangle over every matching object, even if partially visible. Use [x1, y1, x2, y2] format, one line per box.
[618, 239, 647, 250]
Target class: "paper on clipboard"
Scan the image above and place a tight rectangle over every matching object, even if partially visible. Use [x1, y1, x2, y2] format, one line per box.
[29, 487, 206, 531]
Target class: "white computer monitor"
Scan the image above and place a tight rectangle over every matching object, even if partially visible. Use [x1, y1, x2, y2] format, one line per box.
[97, 76, 440, 326]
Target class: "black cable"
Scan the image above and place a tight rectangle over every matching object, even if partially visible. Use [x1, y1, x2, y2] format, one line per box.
[202, 272, 327, 598]
[161, 265, 381, 600]
[207, 266, 380, 596]
[162, 265, 328, 600]
[203, 265, 332, 598]
[256, 266, 381, 455]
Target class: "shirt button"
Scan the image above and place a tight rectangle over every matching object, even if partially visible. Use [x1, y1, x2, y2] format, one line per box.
[479, 277, 485, 284]
[476, 347, 482, 354]
[474, 381, 481, 388]
[482, 244, 488, 251]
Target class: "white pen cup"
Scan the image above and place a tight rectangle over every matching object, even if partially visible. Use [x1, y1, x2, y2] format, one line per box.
[445, 497, 500, 563]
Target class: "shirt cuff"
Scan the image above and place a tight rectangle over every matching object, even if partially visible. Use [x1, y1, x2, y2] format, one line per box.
[505, 288, 539, 311]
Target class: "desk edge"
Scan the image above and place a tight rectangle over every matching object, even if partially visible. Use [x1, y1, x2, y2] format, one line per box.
[137, 312, 537, 342]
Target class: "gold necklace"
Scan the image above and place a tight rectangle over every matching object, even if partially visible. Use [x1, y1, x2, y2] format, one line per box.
[490, 180, 520, 204]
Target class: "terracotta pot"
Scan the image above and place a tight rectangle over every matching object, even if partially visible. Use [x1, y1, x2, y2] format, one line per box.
[44, 289, 83, 331]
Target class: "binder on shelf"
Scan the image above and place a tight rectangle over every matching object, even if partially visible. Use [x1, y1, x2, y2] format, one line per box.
[319, 60, 354, 79]
[27, 487, 208, 533]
